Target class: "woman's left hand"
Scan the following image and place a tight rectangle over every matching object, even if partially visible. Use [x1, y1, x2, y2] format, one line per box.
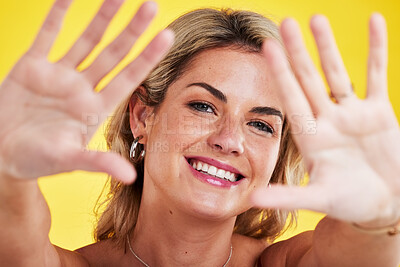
[252, 13, 400, 227]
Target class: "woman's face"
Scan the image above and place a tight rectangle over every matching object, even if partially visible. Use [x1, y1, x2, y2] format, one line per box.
[141, 47, 283, 220]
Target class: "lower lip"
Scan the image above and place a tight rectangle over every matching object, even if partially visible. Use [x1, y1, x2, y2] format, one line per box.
[186, 160, 242, 188]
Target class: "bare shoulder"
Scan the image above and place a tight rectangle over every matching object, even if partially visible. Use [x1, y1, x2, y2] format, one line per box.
[53, 245, 90, 267]
[259, 231, 316, 267]
[231, 234, 269, 266]
[75, 239, 129, 267]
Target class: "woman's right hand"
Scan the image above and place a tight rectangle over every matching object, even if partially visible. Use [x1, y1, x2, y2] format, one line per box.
[0, 0, 173, 182]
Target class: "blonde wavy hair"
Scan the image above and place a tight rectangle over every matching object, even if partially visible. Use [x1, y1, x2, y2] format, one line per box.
[94, 8, 305, 248]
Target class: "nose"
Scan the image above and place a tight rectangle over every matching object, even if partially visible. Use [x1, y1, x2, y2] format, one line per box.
[207, 117, 244, 155]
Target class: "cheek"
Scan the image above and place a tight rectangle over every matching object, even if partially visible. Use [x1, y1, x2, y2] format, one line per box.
[250, 140, 281, 182]
[149, 110, 214, 151]
[174, 111, 216, 138]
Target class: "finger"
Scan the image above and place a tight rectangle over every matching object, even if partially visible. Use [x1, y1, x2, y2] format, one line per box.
[100, 29, 174, 112]
[262, 40, 315, 143]
[82, 1, 158, 86]
[251, 185, 327, 212]
[280, 18, 331, 115]
[310, 15, 354, 104]
[367, 13, 388, 100]
[68, 150, 136, 184]
[29, 0, 73, 57]
[59, 0, 125, 67]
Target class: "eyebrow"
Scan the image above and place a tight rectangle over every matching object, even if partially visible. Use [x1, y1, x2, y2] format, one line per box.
[187, 82, 283, 121]
[187, 82, 227, 103]
[250, 106, 283, 121]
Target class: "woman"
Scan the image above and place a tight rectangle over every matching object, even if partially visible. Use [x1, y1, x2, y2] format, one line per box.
[0, 0, 399, 266]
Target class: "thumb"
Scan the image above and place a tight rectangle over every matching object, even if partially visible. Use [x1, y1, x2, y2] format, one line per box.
[67, 150, 136, 184]
[251, 184, 327, 212]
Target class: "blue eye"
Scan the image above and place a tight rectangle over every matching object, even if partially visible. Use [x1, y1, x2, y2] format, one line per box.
[248, 121, 274, 134]
[188, 102, 215, 114]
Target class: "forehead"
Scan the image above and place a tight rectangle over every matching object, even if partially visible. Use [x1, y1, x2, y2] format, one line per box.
[170, 47, 281, 106]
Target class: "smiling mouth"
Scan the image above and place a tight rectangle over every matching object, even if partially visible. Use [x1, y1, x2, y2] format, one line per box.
[187, 158, 244, 182]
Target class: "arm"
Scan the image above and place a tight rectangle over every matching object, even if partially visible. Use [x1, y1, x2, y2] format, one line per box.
[0, 0, 173, 265]
[253, 13, 400, 267]
[262, 217, 400, 267]
[0, 176, 89, 266]
[0, 176, 61, 266]
[308, 217, 400, 267]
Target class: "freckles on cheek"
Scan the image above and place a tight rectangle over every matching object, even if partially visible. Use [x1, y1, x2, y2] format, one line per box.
[148, 113, 210, 154]
[176, 116, 212, 153]
[177, 114, 214, 137]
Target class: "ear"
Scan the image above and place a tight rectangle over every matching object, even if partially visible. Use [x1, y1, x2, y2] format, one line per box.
[129, 87, 154, 144]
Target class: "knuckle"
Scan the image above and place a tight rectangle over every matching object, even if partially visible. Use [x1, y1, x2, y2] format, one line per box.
[97, 7, 115, 21]
[369, 58, 385, 72]
[323, 59, 340, 74]
[54, 0, 71, 9]
[127, 24, 143, 38]
[297, 62, 314, 77]
[141, 49, 157, 64]
[82, 30, 102, 47]
[107, 42, 126, 58]
[42, 18, 59, 32]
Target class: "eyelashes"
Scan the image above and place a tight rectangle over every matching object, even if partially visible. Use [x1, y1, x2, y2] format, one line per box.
[187, 101, 216, 114]
[247, 121, 274, 134]
[186, 101, 275, 135]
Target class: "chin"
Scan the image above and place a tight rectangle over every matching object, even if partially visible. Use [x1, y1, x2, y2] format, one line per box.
[176, 189, 248, 222]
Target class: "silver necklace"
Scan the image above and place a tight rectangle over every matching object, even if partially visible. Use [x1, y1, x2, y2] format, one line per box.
[127, 236, 233, 267]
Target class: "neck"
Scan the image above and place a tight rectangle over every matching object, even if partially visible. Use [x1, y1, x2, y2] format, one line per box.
[129, 177, 236, 267]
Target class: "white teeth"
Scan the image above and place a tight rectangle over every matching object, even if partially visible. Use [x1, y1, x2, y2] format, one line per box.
[201, 163, 208, 172]
[196, 162, 202, 171]
[190, 159, 240, 182]
[216, 169, 225, 179]
[208, 166, 217, 176]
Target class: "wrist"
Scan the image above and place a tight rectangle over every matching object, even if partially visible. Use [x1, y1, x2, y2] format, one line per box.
[0, 169, 38, 184]
[352, 219, 400, 236]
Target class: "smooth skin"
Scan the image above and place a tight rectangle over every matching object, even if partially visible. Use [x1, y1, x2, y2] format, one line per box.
[0, 0, 173, 266]
[254, 14, 400, 266]
[0, 0, 399, 266]
[115, 47, 283, 266]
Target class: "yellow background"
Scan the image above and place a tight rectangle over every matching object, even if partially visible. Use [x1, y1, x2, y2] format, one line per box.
[0, 0, 399, 251]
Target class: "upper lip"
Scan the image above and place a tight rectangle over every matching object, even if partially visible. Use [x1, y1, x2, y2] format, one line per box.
[185, 156, 245, 177]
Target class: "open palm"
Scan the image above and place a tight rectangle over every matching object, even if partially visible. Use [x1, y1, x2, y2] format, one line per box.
[253, 14, 400, 226]
[0, 0, 173, 182]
